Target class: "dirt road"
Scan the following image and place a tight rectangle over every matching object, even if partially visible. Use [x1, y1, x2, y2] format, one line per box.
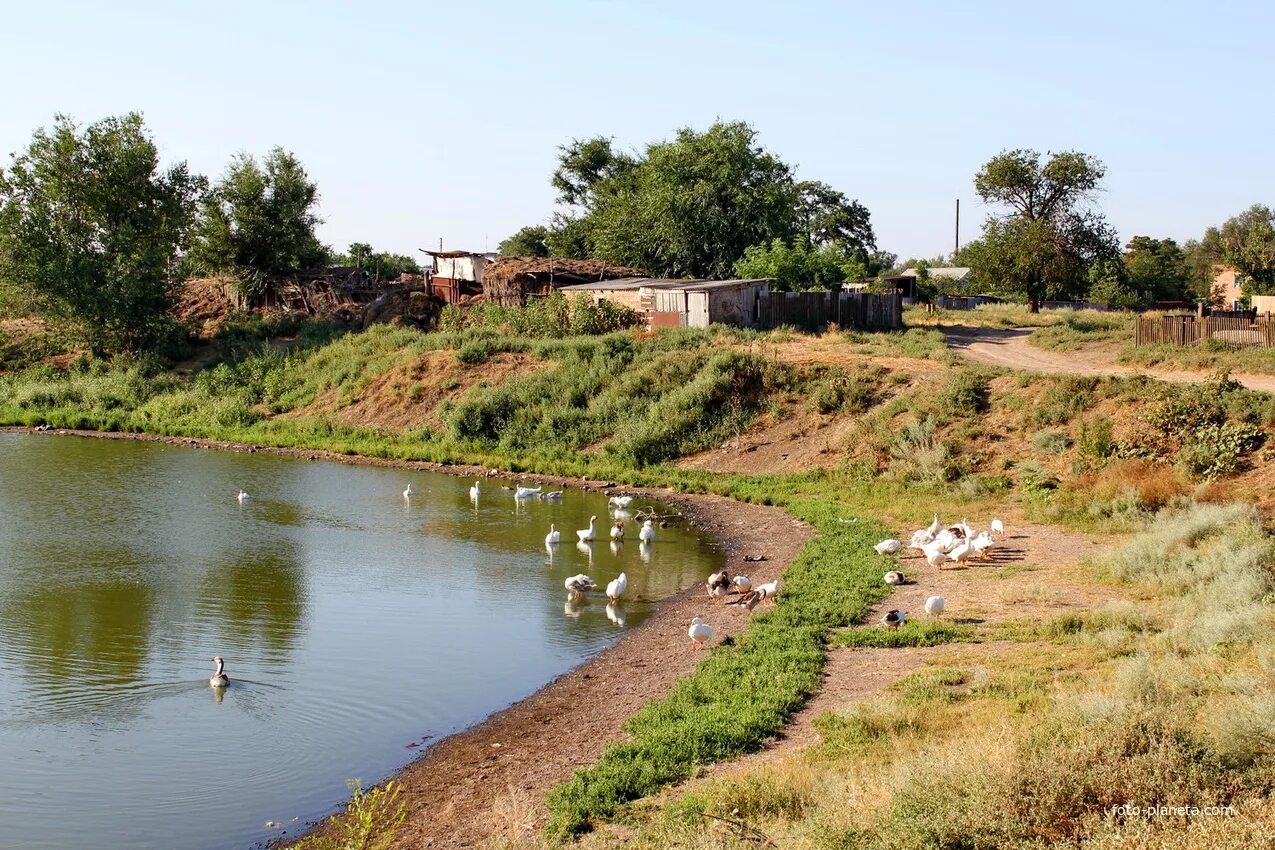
[942, 326, 1275, 393]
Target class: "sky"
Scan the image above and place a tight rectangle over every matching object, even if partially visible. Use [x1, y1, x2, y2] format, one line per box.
[3, 0, 1272, 262]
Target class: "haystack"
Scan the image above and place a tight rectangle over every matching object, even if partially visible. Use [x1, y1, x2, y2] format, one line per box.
[482, 257, 645, 307]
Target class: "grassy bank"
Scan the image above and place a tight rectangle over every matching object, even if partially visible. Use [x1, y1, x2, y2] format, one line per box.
[556, 503, 1275, 850]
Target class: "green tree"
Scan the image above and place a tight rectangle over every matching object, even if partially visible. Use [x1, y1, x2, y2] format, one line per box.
[733, 239, 858, 290]
[334, 242, 421, 280]
[1183, 229, 1224, 302]
[190, 147, 326, 304]
[963, 149, 1117, 311]
[498, 225, 551, 257]
[0, 113, 203, 354]
[1121, 236, 1190, 304]
[545, 121, 875, 279]
[1215, 204, 1275, 295]
[1086, 256, 1142, 309]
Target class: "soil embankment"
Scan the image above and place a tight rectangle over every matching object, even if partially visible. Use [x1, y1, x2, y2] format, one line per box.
[943, 325, 1275, 392]
[4, 427, 812, 849]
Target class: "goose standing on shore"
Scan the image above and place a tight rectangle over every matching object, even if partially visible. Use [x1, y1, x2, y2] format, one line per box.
[707, 570, 732, 601]
[209, 656, 229, 688]
[545, 524, 560, 545]
[924, 596, 946, 617]
[991, 518, 1005, 535]
[688, 617, 713, 650]
[638, 519, 656, 543]
[881, 609, 907, 629]
[577, 516, 597, 543]
[884, 570, 906, 586]
[732, 575, 752, 593]
[875, 538, 903, 555]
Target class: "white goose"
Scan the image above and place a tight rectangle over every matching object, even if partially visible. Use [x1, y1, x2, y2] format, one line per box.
[606, 572, 628, 603]
[728, 579, 780, 610]
[926, 515, 942, 537]
[732, 575, 752, 592]
[469, 481, 481, 499]
[920, 539, 950, 569]
[991, 518, 1006, 535]
[609, 495, 634, 509]
[610, 521, 625, 541]
[564, 574, 595, 597]
[577, 515, 597, 543]
[971, 531, 996, 560]
[875, 538, 903, 555]
[884, 570, 906, 585]
[540, 490, 563, 500]
[209, 656, 229, 688]
[638, 519, 656, 543]
[403, 483, 414, 499]
[947, 538, 975, 566]
[237, 489, 252, 503]
[706, 570, 732, 602]
[688, 617, 713, 650]
[514, 485, 542, 500]
[545, 524, 560, 545]
[881, 609, 907, 629]
[924, 596, 946, 617]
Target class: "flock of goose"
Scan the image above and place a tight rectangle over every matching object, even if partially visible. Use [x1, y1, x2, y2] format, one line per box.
[872, 515, 1007, 629]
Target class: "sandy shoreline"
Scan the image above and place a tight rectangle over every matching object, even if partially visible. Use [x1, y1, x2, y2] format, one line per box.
[6, 427, 813, 848]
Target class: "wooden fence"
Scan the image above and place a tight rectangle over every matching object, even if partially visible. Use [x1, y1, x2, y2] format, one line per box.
[755, 290, 902, 331]
[1134, 315, 1275, 348]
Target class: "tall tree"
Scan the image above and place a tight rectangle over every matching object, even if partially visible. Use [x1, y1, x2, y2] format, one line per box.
[498, 225, 551, 257]
[1215, 204, 1275, 295]
[1121, 236, 1190, 304]
[544, 121, 875, 279]
[190, 147, 326, 304]
[1183, 229, 1224, 301]
[0, 113, 203, 354]
[963, 149, 1116, 311]
[334, 242, 421, 280]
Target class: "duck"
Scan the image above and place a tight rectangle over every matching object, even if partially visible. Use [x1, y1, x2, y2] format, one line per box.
[991, 518, 1005, 535]
[881, 609, 907, 629]
[638, 519, 656, 543]
[706, 570, 732, 601]
[924, 596, 946, 617]
[688, 616, 713, 650]
[237, 489, 252, 503]
[545, 524, 561, 545]
[564, 574, 595, 597]
[926, 515, 942, 537]
[540, 490, 563, 500]
[403, 483, 414, 499]
[947, 538, 974, 566]
[577, 515, 597, 543]
[971, 531, 996, 560]
[609, 495, 635, 509]
[514, 485, 542, 500]
[934, 528, 960, 552]
[469, 481, 481, 499]
[732, 575, 752, 592]
[610, 521, 625, 541]
[606, 572, 628, 602]
[875, 538, 903, 555]
[209, 656, 229, 688]
[920, 539, 950, 569]
[884, 570, 906, 586]
[728, 579, 780, 610]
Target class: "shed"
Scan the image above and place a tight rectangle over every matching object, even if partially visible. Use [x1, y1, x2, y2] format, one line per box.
[481, 257, 646, 306]
[421, 250, 496, 304]
[646, 279, 772, 328]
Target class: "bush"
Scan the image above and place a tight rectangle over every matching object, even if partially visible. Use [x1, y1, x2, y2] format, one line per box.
[1032, 428, 1071, 454]
[1176, 422, 1264, 481]
[806, 367, 875, 414]
[936, 371, 990, 417]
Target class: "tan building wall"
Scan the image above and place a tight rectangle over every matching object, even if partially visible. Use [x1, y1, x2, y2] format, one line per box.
[1251, 294, 1275, 316]
[1212, 266, 1244, 307]
[568, 288, 645, 311]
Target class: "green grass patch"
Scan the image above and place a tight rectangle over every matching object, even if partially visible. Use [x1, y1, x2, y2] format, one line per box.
[833, 619, 977, 648]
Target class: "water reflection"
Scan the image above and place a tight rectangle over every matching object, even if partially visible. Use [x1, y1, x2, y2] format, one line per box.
[196, 541, 304, 663]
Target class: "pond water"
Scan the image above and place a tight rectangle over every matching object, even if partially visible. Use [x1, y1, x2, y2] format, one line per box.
[0, 433, 722, 850]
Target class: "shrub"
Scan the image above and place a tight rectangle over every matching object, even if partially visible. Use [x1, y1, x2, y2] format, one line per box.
[1032, 428, 1071, 454]
[296, 780, 405, 850]
[807, 367, 875, 414]
[936, 371, 989, 417]
[1076, 415, 1114, 460]
[1176, 422, 1264, 481]
[888, 417, 958, 485]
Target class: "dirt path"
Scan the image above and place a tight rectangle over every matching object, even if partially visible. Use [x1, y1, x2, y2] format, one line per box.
[708, 515, 1115, 775]
[942, 326, 1275, 392]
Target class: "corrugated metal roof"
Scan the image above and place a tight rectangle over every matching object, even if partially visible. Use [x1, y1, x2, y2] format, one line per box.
[557, 277, 773, 292]
[900, 267, 971, 280]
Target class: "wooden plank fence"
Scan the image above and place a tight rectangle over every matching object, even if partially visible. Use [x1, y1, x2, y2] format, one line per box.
[1134, 315, 1275, 348]
[755, 290, 902, 331]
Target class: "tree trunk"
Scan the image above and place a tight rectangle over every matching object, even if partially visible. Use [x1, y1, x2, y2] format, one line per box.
[1028, 297, 1040, 313]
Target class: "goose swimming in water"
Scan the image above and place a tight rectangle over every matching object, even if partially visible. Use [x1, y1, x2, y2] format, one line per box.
[610, 520, 625, 541]
[403, 483, 414, 499]
[237, 490, 251, 503]
[638, 519, 656, 543]
[609, 495, 634, 509]
[514, 485, 542, 500]
[688, 616, 713, 650]
[545, 524, 560, 545]
[469, 481, 481, 499]
[577, 515, 597, 543]
[564, 574, 595, 597]
[540, 490, 563, 500]
[209, 656, 229, 688]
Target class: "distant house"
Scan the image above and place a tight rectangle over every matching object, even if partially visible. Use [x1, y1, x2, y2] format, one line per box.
[557, 278, 773, 328]
[422, 250, 498, 303]
[852, 267, 972, 301]
[1212, 266, 1245, 308]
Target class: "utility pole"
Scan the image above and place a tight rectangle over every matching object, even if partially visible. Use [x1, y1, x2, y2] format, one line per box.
[954, 199, 960, 257]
